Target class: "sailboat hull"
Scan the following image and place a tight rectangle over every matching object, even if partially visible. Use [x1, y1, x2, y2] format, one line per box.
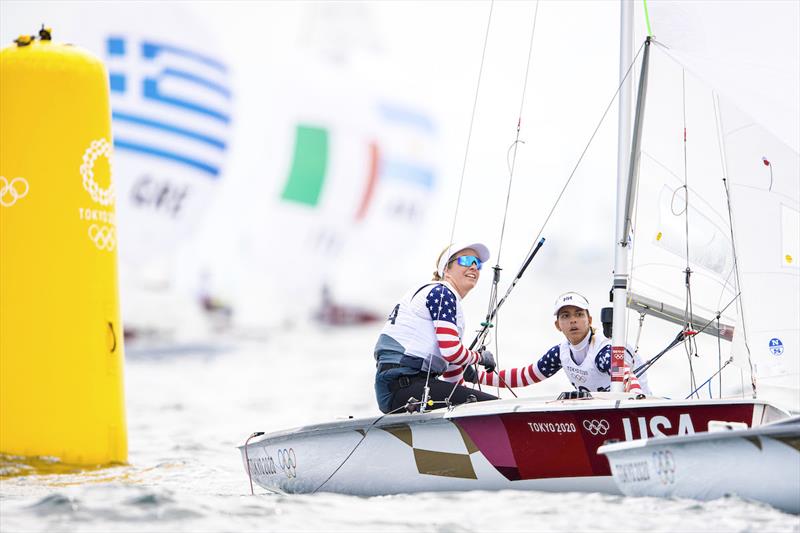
[238, 394, 787, 496]
[599, 417, 800, 514]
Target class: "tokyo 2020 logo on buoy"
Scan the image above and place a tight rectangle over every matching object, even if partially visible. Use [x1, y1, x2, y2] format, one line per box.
[81, 138, 114, 206]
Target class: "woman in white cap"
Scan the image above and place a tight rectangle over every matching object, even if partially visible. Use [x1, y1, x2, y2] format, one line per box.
[373, 242, 499, 413]
[463, 291, 650, 394]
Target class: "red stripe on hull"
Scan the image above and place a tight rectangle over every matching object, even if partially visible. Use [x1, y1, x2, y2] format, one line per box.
[456, 404, 755, 481]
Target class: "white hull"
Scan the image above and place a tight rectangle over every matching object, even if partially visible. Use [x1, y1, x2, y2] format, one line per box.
[239, 393, 787, 496]
[599, 416, 800, 514]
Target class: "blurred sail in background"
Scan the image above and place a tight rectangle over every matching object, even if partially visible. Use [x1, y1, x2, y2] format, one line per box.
[1, 2, 233, 345]
[2, 2, 446, 343]
[193, 4, 442, 334]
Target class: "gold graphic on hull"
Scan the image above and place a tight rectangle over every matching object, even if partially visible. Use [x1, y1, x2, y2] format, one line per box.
[379, 422, 480, 479]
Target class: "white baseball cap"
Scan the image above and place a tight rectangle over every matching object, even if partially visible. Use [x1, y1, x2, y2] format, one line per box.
[553, 292, 590, 315]
[437, 241, 491, 275]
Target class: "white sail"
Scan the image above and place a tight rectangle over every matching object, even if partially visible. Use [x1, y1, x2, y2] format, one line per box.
[627, 1, 800, 407]
[721, 101, 800, 412]
[640, 0, 800, 154]
[629, 50, 739, 327]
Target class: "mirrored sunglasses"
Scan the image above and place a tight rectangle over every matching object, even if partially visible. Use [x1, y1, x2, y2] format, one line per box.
[455, 255, 482, 270]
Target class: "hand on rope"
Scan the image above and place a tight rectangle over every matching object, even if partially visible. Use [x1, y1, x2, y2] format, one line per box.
[478, 348, 496, 373]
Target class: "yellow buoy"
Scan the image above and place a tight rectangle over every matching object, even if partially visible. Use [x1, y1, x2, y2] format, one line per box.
[0, 30, 127, 466]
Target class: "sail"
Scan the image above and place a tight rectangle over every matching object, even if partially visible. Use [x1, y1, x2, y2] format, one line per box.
[0, 2, 233, 339]
[639, 0, 800, 154]
[721, 101, 800, 411]
[628, 49, 739, 331]
[204, 47, 441, 330]
[628, 1, 800, 407]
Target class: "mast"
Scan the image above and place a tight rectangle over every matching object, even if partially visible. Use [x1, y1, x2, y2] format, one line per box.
[611, 2, 651, 391]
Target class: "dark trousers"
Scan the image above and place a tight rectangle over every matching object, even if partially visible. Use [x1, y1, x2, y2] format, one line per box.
[383, 372, 497, 413]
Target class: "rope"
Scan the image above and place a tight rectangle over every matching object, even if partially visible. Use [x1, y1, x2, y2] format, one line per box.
[424, 1, 495, 412]
[713, 91, 757, 398]
[495, 0, 540, 266]
[717, 313, 723, 397]
[633, 311, 646, 355]
[449, 39, 648, 401]
[443, 0, 495, 256]
[521, 41, 647, 264]
[312, 401, 419, 493]
[685, 357, 734, 400]
[480, 1, 540, 397]
[680, 69, 699, 397]
[440, 24, 645, 407]
[634, 294, 739, 378]
[642, 0, 653, 37]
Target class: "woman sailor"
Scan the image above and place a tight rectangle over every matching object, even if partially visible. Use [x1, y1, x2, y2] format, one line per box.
[373, 242, 498, 413]
[461, 292, 650, 394]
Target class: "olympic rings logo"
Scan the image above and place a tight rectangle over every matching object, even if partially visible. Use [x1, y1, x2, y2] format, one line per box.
[88, 224, 116, 251]
[277, 448, 297, 478]
[81, 138, 115, 206]
[0, 176, 29, 207]
[582, 419, 610, 436]
[652, 450, 676, 485]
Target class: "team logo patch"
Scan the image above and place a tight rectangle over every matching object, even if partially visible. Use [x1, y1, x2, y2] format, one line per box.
[769, 338, 784, 356]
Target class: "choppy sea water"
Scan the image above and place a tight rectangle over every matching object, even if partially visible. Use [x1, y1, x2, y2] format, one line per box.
[1, 324, 798, 532]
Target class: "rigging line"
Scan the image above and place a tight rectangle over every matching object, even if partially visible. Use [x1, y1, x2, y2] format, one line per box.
[713, 91, 757, 398]
[481, 2, 540, 381]
[444, 0, 494, 253]
[520, 40, 646, 264]
[632, 290, 741, 378]
[427, 1, 495, 411]
[494, 307, 501, 397]
[685, 356, 734, 400]
[634, 330, 684, 377]
[312, 403, 413, 494]
[681, 68, 698, 395]
[717, 314, 723, 398]
[495, 0, 540, 265]
[475, 39, 645, 351]
[642, 0, 654, 37]
[691, 291, 739, 337]
[633, 311, 645, 355]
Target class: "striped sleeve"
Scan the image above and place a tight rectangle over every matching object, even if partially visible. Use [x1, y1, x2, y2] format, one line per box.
[425, 285, 481, 366]
[474, 345, 562, 388]
[441, 363, 466, 383]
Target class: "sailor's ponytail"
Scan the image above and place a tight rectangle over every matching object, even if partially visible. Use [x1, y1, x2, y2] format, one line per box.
[432, 245, 453, 281]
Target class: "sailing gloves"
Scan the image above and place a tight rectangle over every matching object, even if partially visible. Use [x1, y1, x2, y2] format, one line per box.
[479, 348, 496, 373]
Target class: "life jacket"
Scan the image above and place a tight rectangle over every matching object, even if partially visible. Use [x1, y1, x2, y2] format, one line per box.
[374, 281, 465, 375]
[558, 333, 651, 393]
